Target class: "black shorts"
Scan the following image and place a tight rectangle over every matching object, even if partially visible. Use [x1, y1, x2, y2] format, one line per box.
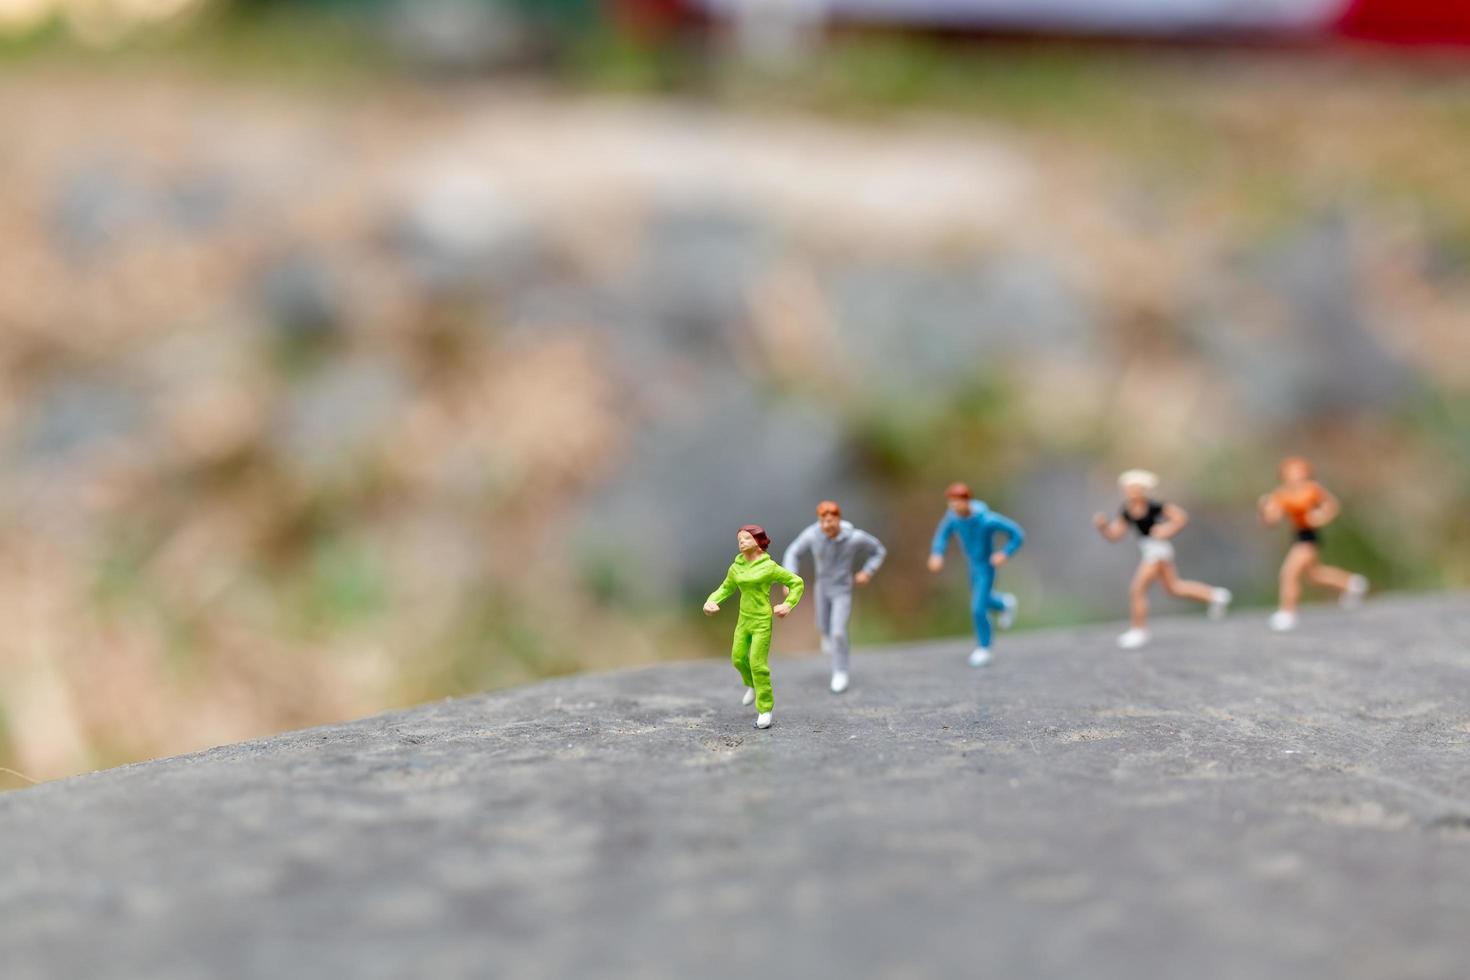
[1295, 528, 1319, 545]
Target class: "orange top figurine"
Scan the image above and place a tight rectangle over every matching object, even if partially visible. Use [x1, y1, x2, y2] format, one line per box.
[1257, 457, 1368, 632]
[1270, 479, 1327, 532]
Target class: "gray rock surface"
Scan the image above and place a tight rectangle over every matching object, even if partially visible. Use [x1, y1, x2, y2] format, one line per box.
[581, 377, 852, 600]
[256, 252, 345, 347]
[1193, 214, 1413, 424]
[51, 161, 142, 263]
[10, 377, 146, 465]
[830, 255, 1097, 381]
[2, 595, 1468, 980]
[272, 356, 413, 481]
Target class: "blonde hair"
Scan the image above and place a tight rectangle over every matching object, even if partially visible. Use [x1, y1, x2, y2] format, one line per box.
[1118, 469, 1159, 491]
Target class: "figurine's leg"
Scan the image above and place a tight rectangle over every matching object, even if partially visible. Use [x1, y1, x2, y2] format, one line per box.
[1305, 560, 1353, 592]
[1278, 543, 1314, 613]
[814, 589, 833, 652]
[1129, 561, 1160, 629]
[1157, 562, 1219, 604]
[985, 587, 1018, 630]
[730, 623, 755, 690]
[1306, 555, 1369, 609]
[969, 572, 994, 649]
[748, 624, 774, 713]
[828, 591, 852, 674]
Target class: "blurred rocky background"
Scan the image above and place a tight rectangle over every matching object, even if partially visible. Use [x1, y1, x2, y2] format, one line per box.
[0, 0, 1467, 783]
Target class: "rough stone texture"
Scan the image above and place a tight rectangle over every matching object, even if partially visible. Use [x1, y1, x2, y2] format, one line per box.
[2, 595, 1468, 980]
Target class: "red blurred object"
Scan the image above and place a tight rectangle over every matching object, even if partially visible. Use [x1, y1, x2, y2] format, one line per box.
[614, 0, 689, 38]
[673, 0, 1470, 47]
[1337, 0, 1470, 45]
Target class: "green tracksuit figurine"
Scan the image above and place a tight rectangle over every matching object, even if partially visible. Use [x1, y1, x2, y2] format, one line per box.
[704, 524, 805, 730]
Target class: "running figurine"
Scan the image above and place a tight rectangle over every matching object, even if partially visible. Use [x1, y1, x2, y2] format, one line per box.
[1093, 469, 1233, 649]
[1258, 457, 1368, 632]
[704, 524, 805, 729]
[927, 483, 1024, 667]
[782, 500, 887, 694]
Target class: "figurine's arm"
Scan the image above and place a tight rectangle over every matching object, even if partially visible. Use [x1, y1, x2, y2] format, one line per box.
[780, 526, 814, 598]
[771, 566, 804, 617]
[854, 530, 886, 585]
[704, 569, 737, 614]
[989, 512, 1025, 566]
[781, 526, 812, 576]
[1308, 487, 1340, 528]
[1258, 490, 1284, 525]
[927, 513, 955, 572]
[1153, 504, 1189, 540]
[1093, 512, 1127, 542]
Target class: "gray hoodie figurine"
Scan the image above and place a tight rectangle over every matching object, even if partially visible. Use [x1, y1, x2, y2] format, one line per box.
[781, 500, 886, 693]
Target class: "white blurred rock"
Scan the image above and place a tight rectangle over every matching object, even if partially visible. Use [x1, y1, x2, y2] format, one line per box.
[390, 166, 540, 294]
[384, 0, 535, 74]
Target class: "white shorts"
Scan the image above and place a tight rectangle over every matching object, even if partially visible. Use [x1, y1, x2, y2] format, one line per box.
[1139, 538, 1175, 565]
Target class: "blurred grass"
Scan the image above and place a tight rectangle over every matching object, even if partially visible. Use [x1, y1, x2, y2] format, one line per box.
[724, 34, 1145, 123]
[426, 592, 585, 701]
[295, 535, 391, 634]
[0, 3, 395, 90]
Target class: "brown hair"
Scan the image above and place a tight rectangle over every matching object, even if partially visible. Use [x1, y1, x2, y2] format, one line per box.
[816, 500, 841, 517]
[945, 482, 972, 499]
[738, 524, 770, 552]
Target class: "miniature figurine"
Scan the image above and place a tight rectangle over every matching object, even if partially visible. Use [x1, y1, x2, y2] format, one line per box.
[927, 482, 1024, 667]
[781, 500, 887, 694]
[1093, 469, 1233, 649]
[704, 524, 805, 729]
[1258, 456, 1368, 632]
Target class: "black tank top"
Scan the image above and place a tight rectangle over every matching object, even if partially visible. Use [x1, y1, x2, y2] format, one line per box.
[1121, 500, 1166, 537]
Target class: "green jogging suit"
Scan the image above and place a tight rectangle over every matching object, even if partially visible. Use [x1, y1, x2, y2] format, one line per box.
[706, 552, 804, 713]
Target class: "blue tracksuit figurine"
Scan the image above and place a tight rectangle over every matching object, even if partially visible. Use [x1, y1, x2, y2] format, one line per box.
[928, 481, 1025, 666]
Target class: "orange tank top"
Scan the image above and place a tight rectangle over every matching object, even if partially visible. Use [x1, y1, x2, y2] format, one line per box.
[1274, 482, 1324, 530]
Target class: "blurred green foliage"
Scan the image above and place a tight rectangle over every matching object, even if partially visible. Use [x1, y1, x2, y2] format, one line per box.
[296, 535, 391, 634]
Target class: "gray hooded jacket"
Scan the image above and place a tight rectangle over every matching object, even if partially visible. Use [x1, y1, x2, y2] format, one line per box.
[782, 520, 886, 595]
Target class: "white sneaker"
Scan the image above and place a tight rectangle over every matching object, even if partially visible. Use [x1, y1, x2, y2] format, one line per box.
[1341, 575, 1368, 610]
[755, 712, 772, 729]
[742, 687, 756, 706]
[968, 647, 991, 667]
[830, 670, 849, 694]
[997, 593, 1018, 631]
[1208, 588, 1233, 621]
[1269, 609, 1298, 632]
[1117, 628, 1150, 649]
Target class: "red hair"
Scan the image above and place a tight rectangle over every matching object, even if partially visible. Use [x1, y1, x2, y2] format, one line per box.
[945, 482, 972, 499]
[816, 500, 841, 517]
[738, 524, 770, 552]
